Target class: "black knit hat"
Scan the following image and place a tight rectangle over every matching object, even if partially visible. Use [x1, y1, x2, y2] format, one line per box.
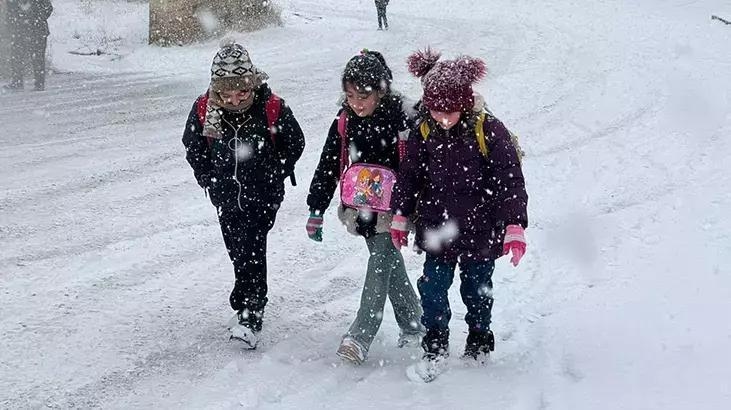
[342, 49, 393, 93]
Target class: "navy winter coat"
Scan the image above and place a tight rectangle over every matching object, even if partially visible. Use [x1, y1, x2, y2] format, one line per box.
[391, 110, 528, 261]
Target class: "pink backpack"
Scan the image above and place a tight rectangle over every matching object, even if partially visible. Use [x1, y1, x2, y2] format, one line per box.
[337, 111, 406, 212]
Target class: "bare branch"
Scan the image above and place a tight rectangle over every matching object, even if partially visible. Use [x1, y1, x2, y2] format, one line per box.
[711, 15, 731, 25]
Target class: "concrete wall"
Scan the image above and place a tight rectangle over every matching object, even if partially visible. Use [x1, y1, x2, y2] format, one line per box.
[149, 0, 281, 46]
[149, 0, 204, 46]
[0, 1, 10, 78]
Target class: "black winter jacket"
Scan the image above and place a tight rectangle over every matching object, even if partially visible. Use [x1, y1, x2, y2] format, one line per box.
[182, 85, 305, 209]
[7, 0, 53, 36]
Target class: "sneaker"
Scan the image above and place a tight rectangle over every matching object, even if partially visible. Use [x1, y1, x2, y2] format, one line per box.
[462, 329, 495, 360]
[397, 331, 424, 348]
[227, 309, 261, 349]
[336, 336, 367, 365]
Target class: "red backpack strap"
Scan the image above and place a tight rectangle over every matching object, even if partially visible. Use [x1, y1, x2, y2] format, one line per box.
[195, 91, 216, 147]
[196, 92, 208, 126]
[265, 94, 282, 146]
[337, 110, 349, 175]
[265, 93, 297, 185]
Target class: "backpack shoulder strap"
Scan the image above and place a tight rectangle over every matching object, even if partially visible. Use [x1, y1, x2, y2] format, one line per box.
[482, 110, 524, 163]
[419, 115, 489, 157]
[419, 120, 430, 140]
[196, 92, 208, 126]
[338, 110, 349, 175]
[397, 137, 407, 162]
[475, 112, 489, 158]
[195, 92, 216, 147]
[265, 93, 282, 145]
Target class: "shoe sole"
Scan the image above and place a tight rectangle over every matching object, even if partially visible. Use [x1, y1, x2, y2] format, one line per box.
[406, 356, 448, 383]
[461, 352, 490, 366]
[229, 334, 258, 349]
[336, 344, 364, 365]
[229, 325, 259, 349]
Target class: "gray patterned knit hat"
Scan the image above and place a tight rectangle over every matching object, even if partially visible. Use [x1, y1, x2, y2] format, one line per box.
[203, 41, 269, 138]
[209, 41, 269, 93]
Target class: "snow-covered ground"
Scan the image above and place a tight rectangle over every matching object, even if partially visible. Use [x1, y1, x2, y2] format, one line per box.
[1, 0, 730, 408]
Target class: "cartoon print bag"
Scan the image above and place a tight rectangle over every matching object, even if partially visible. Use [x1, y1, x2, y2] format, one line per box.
[340, 164, 397, 212]
[336, 110, 405, 213]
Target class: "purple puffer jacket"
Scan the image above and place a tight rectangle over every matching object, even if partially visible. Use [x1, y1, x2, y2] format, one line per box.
[391, 111, 528, 261]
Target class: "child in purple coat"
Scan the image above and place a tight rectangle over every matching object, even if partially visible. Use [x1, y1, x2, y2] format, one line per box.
[390, 48, 528, 375]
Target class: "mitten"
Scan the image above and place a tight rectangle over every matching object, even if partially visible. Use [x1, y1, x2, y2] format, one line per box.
[503, 225, 526, 266]
[390, 215, 409, 249]
[306, 212, 323, 242]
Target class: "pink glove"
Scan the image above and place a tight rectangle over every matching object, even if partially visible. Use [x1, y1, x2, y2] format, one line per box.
[503, 225, 526, 266]
[390, 215, 409, 250]
[306, 212, 323, 242]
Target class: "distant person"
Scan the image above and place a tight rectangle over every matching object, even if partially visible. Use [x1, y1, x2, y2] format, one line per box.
[375, 0, 389, 30]
[182, 41, 305, 349]
[4, 0, 53, 91]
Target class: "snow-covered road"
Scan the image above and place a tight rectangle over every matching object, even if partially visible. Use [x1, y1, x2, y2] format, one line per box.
[1, 0, 730, 408]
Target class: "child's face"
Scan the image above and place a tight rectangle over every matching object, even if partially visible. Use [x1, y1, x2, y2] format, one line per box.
[430, 110, 462, 129]
[220, 89, 253, 107]
[345, 83, 381, 117]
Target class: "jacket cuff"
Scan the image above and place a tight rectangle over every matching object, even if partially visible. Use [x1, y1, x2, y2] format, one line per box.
[504, 225, 526, 244]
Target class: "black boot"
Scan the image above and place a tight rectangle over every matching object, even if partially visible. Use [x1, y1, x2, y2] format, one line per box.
[409, 328, 450, 382]
[229, 309, 263, 349]
[238, 309, 263, 332]
[422, 328, 449, 358]
[463, 329, 495, 359]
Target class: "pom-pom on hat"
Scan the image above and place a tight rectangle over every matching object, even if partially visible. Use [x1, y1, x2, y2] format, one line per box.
[210, 39, 269, 93]
[342, 48, 393, 94]
[407, 48, 486, 112]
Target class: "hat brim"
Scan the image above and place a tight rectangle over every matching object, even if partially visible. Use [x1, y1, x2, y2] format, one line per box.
[210, 72, 269, 93]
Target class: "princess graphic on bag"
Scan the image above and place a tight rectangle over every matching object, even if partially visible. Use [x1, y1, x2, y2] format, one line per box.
[353, 168, 373, 206]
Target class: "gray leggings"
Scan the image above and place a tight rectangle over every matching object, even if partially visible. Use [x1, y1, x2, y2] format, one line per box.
[345, 233, 424, 348]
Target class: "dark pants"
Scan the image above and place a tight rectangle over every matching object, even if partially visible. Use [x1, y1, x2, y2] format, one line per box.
[418, 254, 495, 334]
[217, 203, 277, 314]
[9, 32, 48, 90]
[376, 4, 388, 29]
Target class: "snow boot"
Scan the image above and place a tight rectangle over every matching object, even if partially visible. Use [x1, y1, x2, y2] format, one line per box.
[407, 328, 450, 382]
[421, 328, 449, 355]
[336, 336, 367, 365]
[462, 329, 495, 360]
[408, 350, 449, 383]
[228, 309, 262, 349]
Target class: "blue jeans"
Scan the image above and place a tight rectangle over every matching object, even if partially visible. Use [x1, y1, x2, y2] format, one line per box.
[417, 254, 495, 333]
